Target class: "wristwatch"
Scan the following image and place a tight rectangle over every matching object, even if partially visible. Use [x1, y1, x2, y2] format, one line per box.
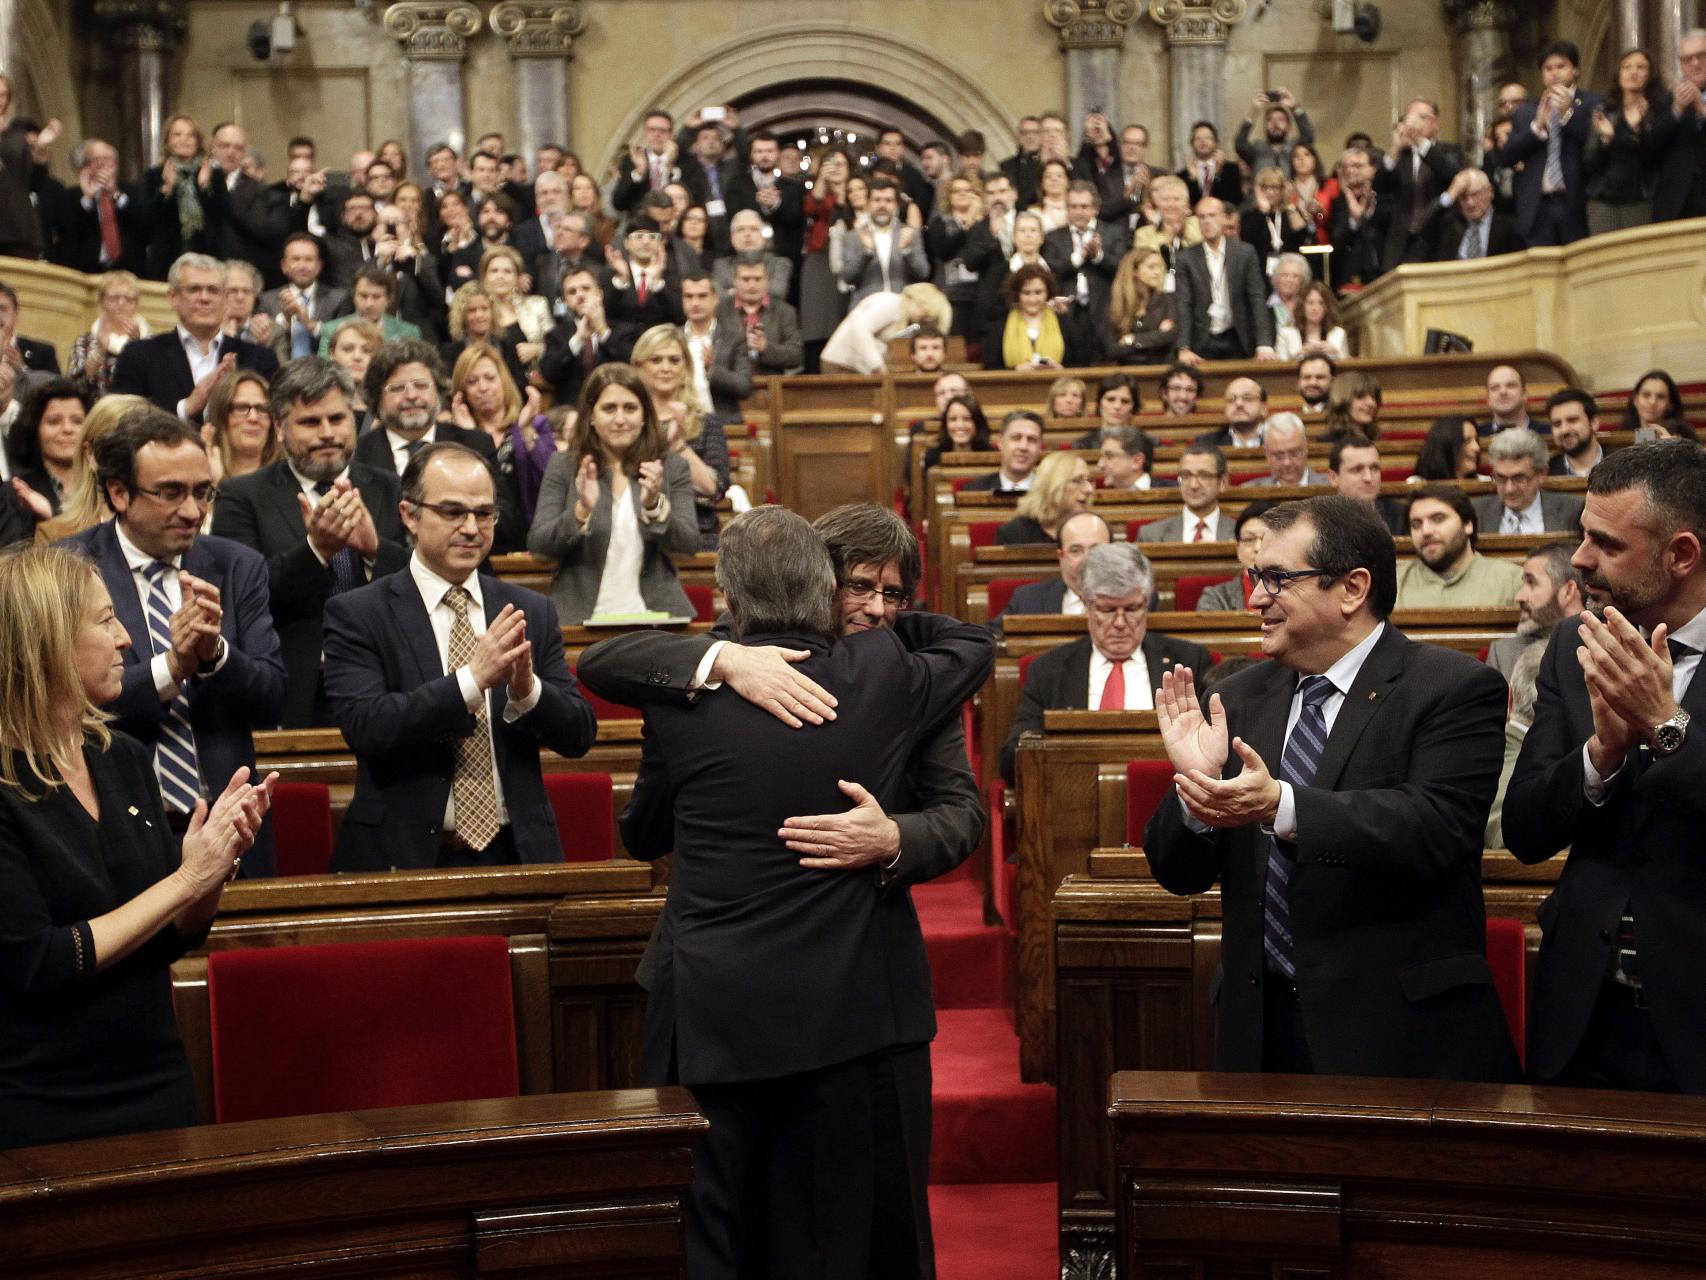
[197, 637, 228, 677]
[1649, 706, 1691, 756]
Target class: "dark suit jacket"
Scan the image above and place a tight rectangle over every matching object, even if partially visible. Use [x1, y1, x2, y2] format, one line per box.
[209, 459, 409, 728]
[1430, 208, 1526, 261]
[598, 613, 994, 1085]
[1504, 615, 1706, 1091]
[1654, 105, 1706, 222]
[1144, 625, 1521, 1081]
[1373, 141, 1466, 270]
[1173, 238, 1273, 358]
[601, 268, 685, 361]
[509, 216, 551, 266]
[48, 186, 149, 276]
[1000, 632, 1213, 783]
[1179, 162, 1244, 210]
[1238, 207, 1311, 271]
[351, 422, 525, 554]
[531, 250, 603, 303]
[1501, 94, 1604, 241]
[1001, 151, 1042, 208]
[257, 283, 351, 362]
[538, 322, 616, 404]
[725, 171, 806, 263]
[111, 331, 278, 416]
[1327, 191, 1391, 288]
[14, 336, 58, 377]
[686, 322, 754, 418]
[322, 571, 596, 871]
[1471, 490, 1583, 536]
[993, 576, 1067, 629]
[1041, 222, 1125, 360]
[65, 523, 287, 876]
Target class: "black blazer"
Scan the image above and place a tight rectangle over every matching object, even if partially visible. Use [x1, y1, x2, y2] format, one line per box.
[110, 331, 278, 416]
[1179, 162, 1244, 210]
[322, 570, 597, 873]
[65, 523, 288, 876]
[208, 459, 409, 728]
[1172, 238, 1273, 358]
[599, 613, 994, 1085]
[321, 570, 595, 871]
[1144, 626, 1521, 1082]
[1000, 632, 1213, 783]
[1041, 222, 1126, 358]
[1653, 105, 1706, 222]
[1430, 208, 1526, 261]
[993, 575, 1068, 630]
[214, 172, 288, 287]
[1504, 615, 1706, 1091]
[1238, 207, 1311, 271]
[1372, 142, 1466, 270]
[1327, 191, 1391, 289]
[1501, 94, 1604, 241]
[725, 172, 807, 263]
[48, 186, 149, 276]
[14, 335, 58, 377]
[601, 268, 685, 362]
[352, 422, 526, 556]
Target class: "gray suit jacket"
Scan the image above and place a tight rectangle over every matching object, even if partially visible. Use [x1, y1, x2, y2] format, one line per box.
[1471, 490, 1584, 536]
[1248, 467, 1330, 487]
[711, 252, 793, 301]
[840, 225, 930, 304]
[258, 283, 351, 363]
[1485, 631, 1542, 679]
[1137, 510, 1237, 543]
[1195, 576, 1248, 612]
[525, 452, 700, 625]
[1172, 236, 1273, 358]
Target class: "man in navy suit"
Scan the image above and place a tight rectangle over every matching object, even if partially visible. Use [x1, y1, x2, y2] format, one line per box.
[1499, 40, 1602, 247]
[322, 441, 596, 871]
[112, 253, 278, 419]
[65, 409, 286, 874]
[211, 357, 408, 728]
[993, 510, 1110, 628]
[1145, 496, 1520, 1082]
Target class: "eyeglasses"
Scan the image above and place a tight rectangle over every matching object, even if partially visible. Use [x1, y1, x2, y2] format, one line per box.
[132, 483, 218, 507]
[414, 501, 499, 527]
[383, 379, 436, 398]
[1249, 566, 1337, 596]
[1090, 603, 1146, 622]
[842, 579, 910, 608]
[1177, 469, 1221, 483]
[229, 402, 270, 418]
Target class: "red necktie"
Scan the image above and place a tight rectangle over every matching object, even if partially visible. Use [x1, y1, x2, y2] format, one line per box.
[1099, 660, 1126, 711]
[97, 190, 122, 264]
[1191, 518, 1207, 543]
[636, 273, 649, 306]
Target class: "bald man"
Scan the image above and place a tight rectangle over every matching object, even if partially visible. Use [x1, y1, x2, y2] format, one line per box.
[711, 209, 793, 301]
[1432, 167, 1526, 262]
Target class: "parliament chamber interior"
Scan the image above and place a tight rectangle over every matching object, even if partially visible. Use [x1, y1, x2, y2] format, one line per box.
[5, 0, 1706, 1276]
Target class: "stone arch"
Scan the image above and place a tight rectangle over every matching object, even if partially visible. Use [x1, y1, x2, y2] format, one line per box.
[595, 23, 1018, 175]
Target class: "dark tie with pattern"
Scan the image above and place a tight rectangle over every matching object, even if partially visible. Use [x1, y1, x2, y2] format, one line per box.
[312, 479, 362, 593]
[1265, 675, 1336, 979]
[143, 561, 203, 816]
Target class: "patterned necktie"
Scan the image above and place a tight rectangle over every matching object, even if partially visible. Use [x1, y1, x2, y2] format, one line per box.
[1502, 507, 1521, 534]
[313, 480, 362, 593]
[97, 190, 122, 265]
[1542, 121, 1565, 194]
[1099, 659, 1126, 710]
[444, 586, 502, 851]
[1191, 517, 1207, 543]
[142, 561, 203, 816]
[1459, 220, 1484, 259]
[1264, 675, 1336, 979]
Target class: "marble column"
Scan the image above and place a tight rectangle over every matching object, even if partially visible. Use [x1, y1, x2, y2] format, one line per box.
[489, 1, 586, 160]
[1655, 0, 1701, 90]
[1147, 0, 1248, 169]
[93, 0, 186, 179]
[1613, 0, 1645, 56]
[1043, 0, 1141, 143]
[1444, 0, 1517, 163]
[383, 1, 481, 182]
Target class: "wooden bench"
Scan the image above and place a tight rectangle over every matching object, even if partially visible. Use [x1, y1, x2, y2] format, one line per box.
[1107, 1069, 1706, 1279]
[0, 1088, 702, 1279]
[1053, 847, 1559, 1267]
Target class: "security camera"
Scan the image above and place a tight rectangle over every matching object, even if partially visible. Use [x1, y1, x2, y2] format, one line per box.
[246, 20, 272, 60]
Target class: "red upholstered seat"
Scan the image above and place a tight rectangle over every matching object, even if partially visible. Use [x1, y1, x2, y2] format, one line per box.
[1229, 469, 1266, 485]
[271, 782, 333, 878]
[967, 520, 1002, 548]
[545, 771, 614, 861]
[1018, 652, 1039, 686]
[988, 577, 1045, 619]
[989, 778, 1018, 937]
[1174, 574, 1233, 612]
[962, 701, 980, 791]
[571, 665, 640, 720]
[1486, 916, 1527, 1068]
[207, 936, 519, 1123]
[1381, 466, 1413, 482]
[1124, 516, 1163, 541]
[950, 475, 981, 493]
[1126, 760, 1176, 845]
[685, 583, 715, 622]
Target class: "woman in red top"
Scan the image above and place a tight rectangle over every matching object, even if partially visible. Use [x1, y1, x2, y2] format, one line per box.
[800, 148, 851, 366]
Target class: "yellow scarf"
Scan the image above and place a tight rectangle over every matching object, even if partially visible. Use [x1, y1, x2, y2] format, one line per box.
[1002, 307, 1065, 369]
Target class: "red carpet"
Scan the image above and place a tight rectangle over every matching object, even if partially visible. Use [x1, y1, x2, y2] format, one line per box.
[917, 875, 1057, 1277]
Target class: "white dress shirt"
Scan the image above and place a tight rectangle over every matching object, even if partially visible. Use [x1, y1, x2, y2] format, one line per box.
[685, 320, 717, 411]
[1268, 621, 1387, 838]
[408, 553, 542, 834]
[870, 225, 895, 292]
[1202, 240, 1232, 335]
[1061, 586, 1086, 617]
[1583, 605, 1706, 800]
[175, 325, 222, 420]
[1182, 506, 1223, 542]
[1089, 645, 1154, 710]
[384, 424, 436, 476]
[115, 521, 230, 699]
[590, 481, 649, 616]
[1500, 492, 1544, 534]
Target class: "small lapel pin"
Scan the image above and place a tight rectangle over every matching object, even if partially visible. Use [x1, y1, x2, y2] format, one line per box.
[127, 805, 139, 816]
[1367, 691, 1378, 701]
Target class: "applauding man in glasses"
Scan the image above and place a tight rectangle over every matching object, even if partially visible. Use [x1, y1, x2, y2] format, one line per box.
[63, 408, 287, 874]
[1145, 494, 1520, 1083]
[322, 440, 596, 871]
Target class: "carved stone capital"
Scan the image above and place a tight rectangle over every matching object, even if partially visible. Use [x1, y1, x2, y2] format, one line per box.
[1043, 0, 1142, 51]
[489, 1, 587, 57]
[383, 1, 482, 60]
[92, 0, 187, 51]
[1149, 0, 1248, 45]
[1442, 0, 1519, 34]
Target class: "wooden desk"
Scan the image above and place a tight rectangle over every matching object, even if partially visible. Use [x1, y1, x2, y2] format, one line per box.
[1109, 1071, 1706, 1279]
[1055, 850, 1560, 1272]
[0, 1088, 704, 1279]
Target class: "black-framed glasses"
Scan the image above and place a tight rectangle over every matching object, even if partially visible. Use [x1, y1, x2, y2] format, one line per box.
[414, 501, 499, 527]
[1249, 566, 1336, 596]
[842, 579, 910, 608]
[133, 483, 218, 507]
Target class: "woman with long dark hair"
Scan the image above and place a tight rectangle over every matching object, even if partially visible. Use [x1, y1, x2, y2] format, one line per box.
[1585, 47, 1674, 235]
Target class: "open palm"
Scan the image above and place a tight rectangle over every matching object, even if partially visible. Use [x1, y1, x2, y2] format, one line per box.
[1156, 667, 1229, 779]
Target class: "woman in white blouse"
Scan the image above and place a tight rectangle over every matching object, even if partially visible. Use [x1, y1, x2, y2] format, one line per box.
[479, 245, 551, 361]
[526, 364, 699, 624]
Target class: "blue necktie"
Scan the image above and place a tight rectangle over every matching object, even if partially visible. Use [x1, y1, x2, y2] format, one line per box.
[143, 561, 204, 816]
[313, 480, 362, 594]
[1264, 675, 1335, 979]
[290, 295, 314, 358]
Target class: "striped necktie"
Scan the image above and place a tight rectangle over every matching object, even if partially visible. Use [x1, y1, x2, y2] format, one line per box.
[142, 561, 204, 816]
[1264, 675, 1335, 979]
[444, 586, 502, 851]
[313, 480, 363, 593]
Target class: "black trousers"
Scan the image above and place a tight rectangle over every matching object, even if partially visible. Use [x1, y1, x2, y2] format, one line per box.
[1195, 329, 1248, 361]
[1548, 980, 1681, 1094]
[687, 1055, 878, 1280]
[1261, 976, 1315, 1075]
[869, 1042, 934, 1279]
